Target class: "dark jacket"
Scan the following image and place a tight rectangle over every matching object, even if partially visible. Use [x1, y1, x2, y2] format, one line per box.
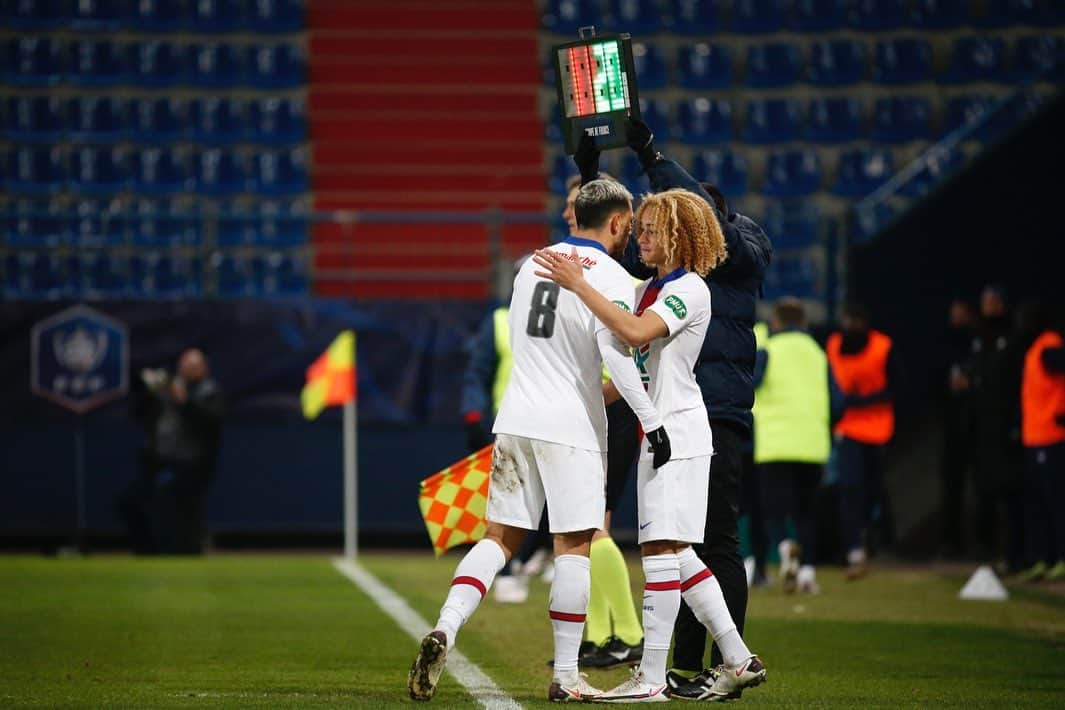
[461, 309, 500, 422]
[622, 158, 773, 432]
[133, 376, 224, 471]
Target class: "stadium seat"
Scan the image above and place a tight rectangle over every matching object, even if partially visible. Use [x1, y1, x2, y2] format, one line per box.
[632, 42, 668, 89]
[909, 0, 966, 29]
[807, 96, 863, 143]
[127, 0, 187, 31]
[4, 198, 67, 247]
[127, 41, 184, 86]
[261, 252, 309, 296]
[792, 0, 846, 31]
[849, 0, 907, 30]
[257, 200, 309, 247]
[70, 198, 127, 247]
[873, 38, 933, 84]
[691, 149, 749, 198]
[130, 198, 200, 247]
[541, 0, 599, 31]
[211, 252, 258, 297]
[900, 146, 965, 198]
[128, 253, 201, 298]
[669, 0, 723, 35]
[603, 0, 663, 34]
[67, 38, 127, 85]
[677, 98, 733, 145]
[763, 149, 822, 198]
[768, 255, 820, 300]
[250, 148, 309, 195]
[125, 97, 185, 142]
[677, 43, 732, 89]
[194, 149, 248, 195]
[975, 0, 1044, 28]
[746, 42, 803, 88]
[943, 94, 996, 138]
[4, 96, 65, 142]
[639, 98, 672, 143]
[69, 145, 129, 195]
[131, 148, 191, 194]
[190, 0, 242, 32]
[732, 0, 790, 34]
[78, 252, 128, 299]
[188, 98, 247, 144]
[833, 148, 894, 197]
[67, 96, 125, 143]
[618, 153, 645, 190]
[249, 0, 304, 33]
[743, 98, 802, 144]
[871, 96, 932, 142]
[187, 42, 244, 87]
[248, 98, 306, 144]
[69, 0, 125, 30]
[6, 145, 66, 194]
[2, 251, 67, 299]
[807, 40, 866, 86]
[762, 201, 821, 249]
[1012, 35, 1065, 81]
[549, 153, 573, 194]
[213, 202, 258, 247]
[941, 36, 1007, 83]
[245, 43, 305, 88]
[6, 37, 64, 86]
[3, 0, 67, 29]
[853, 202, 896, 242]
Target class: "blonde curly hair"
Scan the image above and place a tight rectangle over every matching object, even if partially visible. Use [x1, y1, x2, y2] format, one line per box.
[634, 189, 727, 277]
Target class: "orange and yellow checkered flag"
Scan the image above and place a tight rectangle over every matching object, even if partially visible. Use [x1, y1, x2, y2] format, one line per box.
[418, 444, 493, 557]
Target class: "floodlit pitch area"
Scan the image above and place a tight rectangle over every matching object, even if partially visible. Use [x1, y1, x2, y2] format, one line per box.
[2, 554, 1063, 708]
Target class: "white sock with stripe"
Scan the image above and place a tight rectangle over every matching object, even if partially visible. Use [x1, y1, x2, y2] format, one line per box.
[639, 553, 681, 686]
[549, 554, 592, 687]
[677, 546, 752, 668]
[435, 539, 506, 645]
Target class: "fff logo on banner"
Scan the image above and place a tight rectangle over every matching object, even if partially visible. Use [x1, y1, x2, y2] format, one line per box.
[31, 305, 129, 414]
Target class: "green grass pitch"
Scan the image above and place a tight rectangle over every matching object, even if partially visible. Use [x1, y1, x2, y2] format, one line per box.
[1, 553, 1063, 708]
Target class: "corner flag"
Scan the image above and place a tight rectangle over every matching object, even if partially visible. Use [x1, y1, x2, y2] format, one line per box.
[418, 445, 493, 557]
[302, 331, 356, 420]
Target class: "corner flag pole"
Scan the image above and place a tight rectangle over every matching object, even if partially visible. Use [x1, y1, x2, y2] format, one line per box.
[343, 334, 359, 560]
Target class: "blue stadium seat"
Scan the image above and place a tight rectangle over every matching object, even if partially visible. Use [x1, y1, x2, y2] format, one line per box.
[250, 148, 308, 195]
[2, 251, 68, 299]
[261, 252, 309, 296]
[632, 42, 668, 89]
[853, 202, 896, 242]
[249, 0, 304, 33]
[762, 201, 820, 249]
[69, 145, 129, 195]
[77, 252, 128, 299]
[900, 146, 965, 198]
[873, 38, 933, 84]
[69, 198, 127, 247]
[67, 96, 125, 143]
[67, 38, 127, 85]
[807, 97, 863, 143]
[190, 0, 242, 32]
[691, 150, 749, 198]
[872, 96, 932, 142]
[128, 253, 201, 298]
[245, 43, 304, 88]
[6, 37, 64, 86]
[541, 0, 600, 32]
[131, 147, 191, 194]
[188, 98, 247, 144]
[214, 202, 258, 247]
[1012, 35, 1065, 81]
[257, 200, 309, 247]
[943, 94, 996, 138]
[130, 198, 200, 247]
[69, 0, 126, 30]
[125, 97, 185, 142]
[909, 0, 966, 29]
[194, 149, 248, 195]
[638, 98, 672, 142]
[763, 255, 819, 300]
[211, 252, 258, 297]
[833, 148, 894, 197]
[248, 98, 306, 144]
[976, 0, 1044, 28]
[746, 42, 803, 87]
[4, 198, 67, 247]
[128, 0, 187, 31]
[549, 153, 573, 194]
[4, 96, 65, 142]
[763, 149, 822, 198]
[849, 0, 907, 30]
[677, 98, 733, 145]
[669, 0, 723, 35]
[3, 0, 67, 29]
[618, 153, 646, 190]
[743, 98, 802, 144]
[677, 43, 732, 89]
[127, 41, 184, 86]
[807, 40, 866, 86]
[792, 0, 846, 31]
[732, 0, 790, 34]
[6, 145, 66, 194]
[186, 42, 244, 87]
[603, 0, 663, 33]
[942, 36, 1007, 83]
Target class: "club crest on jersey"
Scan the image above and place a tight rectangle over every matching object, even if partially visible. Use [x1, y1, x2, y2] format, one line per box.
[664, 295, 687, 319]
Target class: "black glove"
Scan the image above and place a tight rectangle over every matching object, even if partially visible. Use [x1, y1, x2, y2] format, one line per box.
[625, 118, 659, 171]
[1056, 413, 1065, 427]
[646, 427, 671, 469]
[574, 131, 601, 186]
[466, 420, 493, 452]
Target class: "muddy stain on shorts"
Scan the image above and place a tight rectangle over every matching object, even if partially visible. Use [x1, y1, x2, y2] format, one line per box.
[490, 442, 523, 493]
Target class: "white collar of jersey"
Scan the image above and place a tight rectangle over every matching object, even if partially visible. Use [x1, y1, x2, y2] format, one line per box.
[561, 236, 608, 254]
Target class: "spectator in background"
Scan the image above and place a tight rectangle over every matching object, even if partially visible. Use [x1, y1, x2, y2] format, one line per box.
[940, 298, 977, 558]
[118, 349, 223, 555]
[1019, 304, 1065, 581]
[753, 298, 842, 594]
[827, 304, 901, 580]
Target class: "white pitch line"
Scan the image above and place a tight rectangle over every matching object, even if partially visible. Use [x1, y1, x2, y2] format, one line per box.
[332, 558, 523, 710]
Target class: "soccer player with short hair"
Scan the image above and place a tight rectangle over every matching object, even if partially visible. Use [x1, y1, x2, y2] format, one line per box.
[408, 179, 672, 703]
[534, 189, 768, 702]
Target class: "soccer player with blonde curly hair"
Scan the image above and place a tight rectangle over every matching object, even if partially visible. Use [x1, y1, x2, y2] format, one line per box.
[532, 187, 768, 703]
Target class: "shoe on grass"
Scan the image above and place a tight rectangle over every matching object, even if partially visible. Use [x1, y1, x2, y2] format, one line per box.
[669, 666, 724, 701]
[583, 636, 644, 668]
[594, 668, 669, 702]
[706, 656, 767, 701]
[549, 673, 602, 702]
[408, 630, 448, 701]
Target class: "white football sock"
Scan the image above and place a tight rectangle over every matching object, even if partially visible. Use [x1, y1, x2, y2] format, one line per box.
[549, 554, 592, 687]
[639, 553, 681, 686]
[435, 538, 506, 644]
[677, 547, 752, 668]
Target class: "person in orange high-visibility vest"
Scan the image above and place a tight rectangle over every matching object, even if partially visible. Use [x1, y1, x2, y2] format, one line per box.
[1019, 307, 1065, 582]
[826, 303, 903, 580]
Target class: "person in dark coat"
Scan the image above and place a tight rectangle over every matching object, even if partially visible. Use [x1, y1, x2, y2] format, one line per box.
[939, 298, 976, 558]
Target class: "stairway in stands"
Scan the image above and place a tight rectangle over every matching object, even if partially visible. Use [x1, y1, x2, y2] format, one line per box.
[307, 0, 546, 298]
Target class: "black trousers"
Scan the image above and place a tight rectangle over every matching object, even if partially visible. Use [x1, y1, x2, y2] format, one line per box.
[760, 461, 823, 564]
[117, 450, 213, 555]
[672, 420, 750, 672]
[1024, 442, 1065, 566]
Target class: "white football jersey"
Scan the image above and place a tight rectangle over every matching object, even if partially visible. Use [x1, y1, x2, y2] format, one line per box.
[492, 238, 636, 452]
[634, 270, 714, 459]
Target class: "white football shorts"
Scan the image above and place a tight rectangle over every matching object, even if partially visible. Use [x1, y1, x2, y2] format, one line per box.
[486, 433, 607, 534]
[636, 448, 711, 545]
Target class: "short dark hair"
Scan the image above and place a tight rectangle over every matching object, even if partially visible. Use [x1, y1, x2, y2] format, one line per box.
[774, 297, 806, 329]
[574, 179, 633, 230]
[699, 182, 728, 216]
[842, 302, 870, 323]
